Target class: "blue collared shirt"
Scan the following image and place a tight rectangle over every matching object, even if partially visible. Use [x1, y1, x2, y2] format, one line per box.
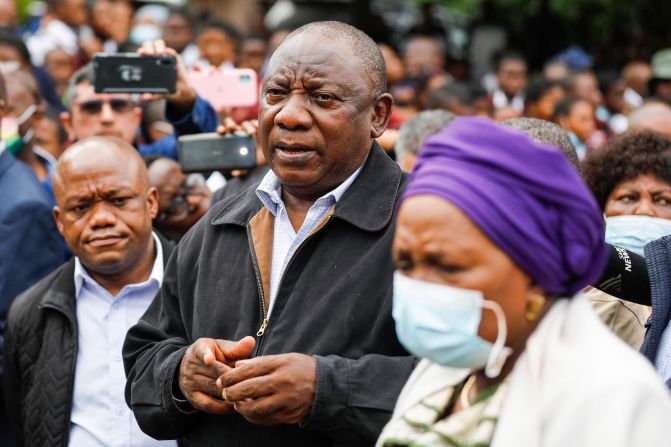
[255, 165, 363, 317]
[69, 233, 176, 447]
[655, 322, 671, 382]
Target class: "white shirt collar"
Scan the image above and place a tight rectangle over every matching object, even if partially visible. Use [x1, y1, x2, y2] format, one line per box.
[255, 164, 364, 216]
[74, 232, 164, 298]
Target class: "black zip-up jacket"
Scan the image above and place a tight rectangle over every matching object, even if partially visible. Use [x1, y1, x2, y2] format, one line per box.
[123, 144, 417, 447]
[3, 235, 174, 447]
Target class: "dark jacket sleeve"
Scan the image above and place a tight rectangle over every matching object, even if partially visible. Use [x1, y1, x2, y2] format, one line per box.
[123, 241, 199, 440]
[303, 354, 417, 444]
[166, 95, 219, 136]
[0, 200, 62, 376]
[3, 295, 25, 444]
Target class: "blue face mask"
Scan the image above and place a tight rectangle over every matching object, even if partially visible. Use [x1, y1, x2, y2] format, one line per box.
[392, 272, 512, 378]
[605, 215, 671, 256]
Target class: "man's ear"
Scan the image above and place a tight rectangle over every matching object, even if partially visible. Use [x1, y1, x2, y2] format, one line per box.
[147, 186, 159, 219]
[53, 206, 65, 236]
[60, 111, 75, 141]
[371, 93, 394, 139]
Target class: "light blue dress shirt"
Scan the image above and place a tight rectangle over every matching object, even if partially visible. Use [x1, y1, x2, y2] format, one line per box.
[69, 233, 176, 447]
[255, 165, 363, 317]
[655, 322, 671, 383]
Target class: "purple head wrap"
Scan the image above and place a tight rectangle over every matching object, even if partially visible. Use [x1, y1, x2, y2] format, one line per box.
[400, 117, 606, 297]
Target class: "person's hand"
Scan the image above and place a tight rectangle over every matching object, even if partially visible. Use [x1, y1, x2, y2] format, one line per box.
[216, 353, 316, 425]
[178, 336, 256, 414]
[138, 39, 196, 113]
[216, 117, 258, 138]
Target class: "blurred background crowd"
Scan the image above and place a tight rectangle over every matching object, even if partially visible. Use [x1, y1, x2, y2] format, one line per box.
[3, 0, 671, 188]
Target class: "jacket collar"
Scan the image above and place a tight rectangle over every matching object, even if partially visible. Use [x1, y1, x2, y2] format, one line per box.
[39, 233, 174, 318]
[211, 141, 403, 232]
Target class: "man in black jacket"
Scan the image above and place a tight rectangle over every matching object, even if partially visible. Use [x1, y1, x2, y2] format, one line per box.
[3, 137, 175, 447]
[123, 21, 416, 447]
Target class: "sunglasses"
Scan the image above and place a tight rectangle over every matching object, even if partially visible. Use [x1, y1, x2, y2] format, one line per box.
[77, 98, 135, 115]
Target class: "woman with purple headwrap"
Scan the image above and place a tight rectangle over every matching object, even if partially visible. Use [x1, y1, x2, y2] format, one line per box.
[377, 117, 671, 447]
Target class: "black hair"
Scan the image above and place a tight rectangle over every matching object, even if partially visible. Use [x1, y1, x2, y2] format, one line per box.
[583, 131, 671, 210]
[0, 28, 32, 65]
[167, 7, 194, 29]
[494, 50, 526, 73]
[426, 82, 473, 109]
[552, 96, 592, 122]
[525, 77, 565, 105]
[199, 20, 241, 44]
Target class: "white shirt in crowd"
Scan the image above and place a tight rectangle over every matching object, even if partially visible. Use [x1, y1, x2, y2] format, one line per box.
[69, 232, 176, 447]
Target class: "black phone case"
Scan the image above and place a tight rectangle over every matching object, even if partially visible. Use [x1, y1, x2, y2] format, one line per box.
[178, 133, 257, 173]
[93, 53, 177, 94]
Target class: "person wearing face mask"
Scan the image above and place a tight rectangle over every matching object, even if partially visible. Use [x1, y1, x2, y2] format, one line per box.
[583, 130, 671, 348]
[584, 130, 671, 387]
[377, 117, 671, 447]
[2, 69, 56, 203]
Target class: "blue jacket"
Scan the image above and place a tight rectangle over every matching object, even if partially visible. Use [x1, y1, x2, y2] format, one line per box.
[0, 150, 64, 368]
[641, 236, 671, 389]
[139, 95, 219, 160]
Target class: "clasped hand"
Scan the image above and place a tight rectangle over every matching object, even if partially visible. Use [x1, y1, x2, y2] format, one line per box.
[178, 337, 316, 425]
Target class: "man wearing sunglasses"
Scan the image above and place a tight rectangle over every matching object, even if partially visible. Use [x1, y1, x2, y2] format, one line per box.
[60, 49, 218, 160]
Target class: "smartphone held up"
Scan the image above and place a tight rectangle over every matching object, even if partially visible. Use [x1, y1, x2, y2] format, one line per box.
[93, 53, 178, 93]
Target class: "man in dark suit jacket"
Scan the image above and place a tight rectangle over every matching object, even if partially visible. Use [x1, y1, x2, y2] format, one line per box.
[0, 72, 63, 446]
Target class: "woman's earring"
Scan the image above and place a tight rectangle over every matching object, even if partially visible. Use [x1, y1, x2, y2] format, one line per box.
[526, 293, 546, 322]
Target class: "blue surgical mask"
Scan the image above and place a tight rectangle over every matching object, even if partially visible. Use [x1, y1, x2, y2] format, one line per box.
[392, 272, 512, 378]
[605, 215, 671, 256]
[129, 24, 162, 45]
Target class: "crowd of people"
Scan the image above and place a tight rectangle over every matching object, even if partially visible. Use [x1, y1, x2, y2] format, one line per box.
[1, 1, 671, 446]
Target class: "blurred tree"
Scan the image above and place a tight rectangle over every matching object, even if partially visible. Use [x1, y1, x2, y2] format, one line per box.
[413, 0, 671, 69]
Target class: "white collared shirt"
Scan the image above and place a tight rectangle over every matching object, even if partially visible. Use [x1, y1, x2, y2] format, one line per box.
[69, 232, 176, 447]
[255, 165, 363, 317]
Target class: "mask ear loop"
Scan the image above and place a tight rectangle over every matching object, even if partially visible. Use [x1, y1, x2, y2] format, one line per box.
[481, 299, 513, 378]
[16, 104, 37, 125]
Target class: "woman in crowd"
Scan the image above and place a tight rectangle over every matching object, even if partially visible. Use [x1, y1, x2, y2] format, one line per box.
[583, 130, 671, 251]
[377, 117, 670, 447]
[584, 130, 671, 386]
[583, 131, 671, 347]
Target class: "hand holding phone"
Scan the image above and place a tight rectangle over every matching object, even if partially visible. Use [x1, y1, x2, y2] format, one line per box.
[138, 40, 197, 114]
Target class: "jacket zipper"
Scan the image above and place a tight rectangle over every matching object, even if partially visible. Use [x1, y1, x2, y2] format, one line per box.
[40, 303, 78, 446]
[246, 224, 268, 337]
[252, 214, 333, 356]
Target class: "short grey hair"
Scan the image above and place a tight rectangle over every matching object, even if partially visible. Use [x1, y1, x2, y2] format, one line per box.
[502, 117, 581, 172]
[395, 109, 455, 162]
[64, 63, 95, 108]
[272, 21, 387, 98]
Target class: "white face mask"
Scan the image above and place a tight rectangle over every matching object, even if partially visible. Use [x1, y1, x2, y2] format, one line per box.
[392, 272, 513, 378]
[605, 215, 671, 256]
